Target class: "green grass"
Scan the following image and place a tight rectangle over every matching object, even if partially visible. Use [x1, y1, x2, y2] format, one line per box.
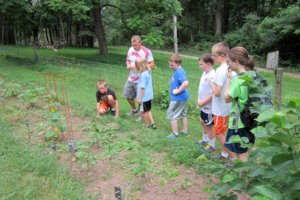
[0, 45, 299, 198]
[0, 118, 90, 200]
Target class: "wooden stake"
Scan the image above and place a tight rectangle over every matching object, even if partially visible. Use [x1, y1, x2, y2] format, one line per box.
[274, 68, 283, 109]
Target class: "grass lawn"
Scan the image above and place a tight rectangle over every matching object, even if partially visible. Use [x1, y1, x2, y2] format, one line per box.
[0, 45, 299, 199]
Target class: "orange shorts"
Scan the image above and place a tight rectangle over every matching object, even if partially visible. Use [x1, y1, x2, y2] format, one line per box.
[214, 115, 229, 135]
[99, 102, 110, 112]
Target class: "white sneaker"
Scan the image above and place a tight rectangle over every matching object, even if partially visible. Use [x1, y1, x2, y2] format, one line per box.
[136, 116, 142, 122]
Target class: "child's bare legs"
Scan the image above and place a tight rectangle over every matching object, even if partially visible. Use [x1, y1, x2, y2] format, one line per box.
[181, 117, 187, 133]
[142, 111, 149, 125]
[216, 133, 234, 158]
[237, 152, 248, 162]
[170, 120, 178, 135]
[206, 125, 215, 140]
[148, 111, 155, 125]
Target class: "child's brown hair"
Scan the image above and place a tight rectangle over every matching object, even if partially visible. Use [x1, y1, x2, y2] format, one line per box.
[97, 80, 106, 87]
[199, 53, 214, 65]
[227, 46, 255, 70]
[135, 58, 150, 73]
[169, 53, 182, 64]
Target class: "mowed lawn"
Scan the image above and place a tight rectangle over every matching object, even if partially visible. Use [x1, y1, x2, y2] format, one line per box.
[1, 45, 300, 199]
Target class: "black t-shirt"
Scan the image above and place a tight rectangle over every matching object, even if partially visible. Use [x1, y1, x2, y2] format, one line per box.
[96, 88, 117, 103]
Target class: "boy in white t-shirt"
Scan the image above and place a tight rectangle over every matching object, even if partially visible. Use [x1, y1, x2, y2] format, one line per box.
[196, 54, 215, 150]
[208, 42, 235, 159]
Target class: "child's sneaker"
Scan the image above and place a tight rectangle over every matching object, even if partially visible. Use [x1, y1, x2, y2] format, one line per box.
[150, 123, 157, 129]
[196, 141, 209, 147]
[201, 146, 217, 154]
[179, 131, 188, 136]
[136, 116, 142, 122]
[166, 133, 178, 139]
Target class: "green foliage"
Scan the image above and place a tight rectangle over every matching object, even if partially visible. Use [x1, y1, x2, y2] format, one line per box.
[258, 5, 300, 49]
[211, 99, 300, 199]
[224, 14, 262, 53]
[1, 82, 21, 98]
[142, 30, 165, 48]
[19, 86, 44, 106]
[0, 118, 88, 199]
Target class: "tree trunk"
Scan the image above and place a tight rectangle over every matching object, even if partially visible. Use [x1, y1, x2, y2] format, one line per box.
[68, 13, 73, 46]
[173, 15, 178, 54]
[1, 22, 4, 44]
[215, 0, 223, 36]
[45, 27, 50, 44]
[92, 3, 108, 55]
[59, 14, 65, 44]
[223, 0, 230, 33]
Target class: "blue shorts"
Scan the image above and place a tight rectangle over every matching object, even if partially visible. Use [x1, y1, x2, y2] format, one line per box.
[225, 128, 255, 154]
[200, 111, 214, 126]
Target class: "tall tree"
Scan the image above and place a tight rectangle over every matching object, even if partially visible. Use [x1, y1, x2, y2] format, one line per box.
[215, 0, 223, 35]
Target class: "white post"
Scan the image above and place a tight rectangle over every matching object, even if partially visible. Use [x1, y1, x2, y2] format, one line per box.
[173, 15, 178, 54]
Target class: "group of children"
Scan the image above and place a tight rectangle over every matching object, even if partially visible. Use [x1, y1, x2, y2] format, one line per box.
[96, 37, 259, 163]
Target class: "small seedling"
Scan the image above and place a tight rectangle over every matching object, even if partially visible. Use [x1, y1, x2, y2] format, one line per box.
[114, 185, 122, 200]
[50, 141, 56, 151]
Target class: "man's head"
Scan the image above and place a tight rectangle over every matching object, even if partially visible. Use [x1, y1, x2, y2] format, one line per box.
[199, 53, 214, 72]
[97, 80, 107, 93]
[131, 35, 142, 51]
[169, 54, 182, 70]
[211, 42, 229, 65]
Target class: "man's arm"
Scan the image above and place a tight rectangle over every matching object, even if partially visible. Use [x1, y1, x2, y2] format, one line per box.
[148, 60, 155, 70]
[126, 60, 134, 70]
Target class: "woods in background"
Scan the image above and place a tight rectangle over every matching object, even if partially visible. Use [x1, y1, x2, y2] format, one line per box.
[0, 0, 299, 64]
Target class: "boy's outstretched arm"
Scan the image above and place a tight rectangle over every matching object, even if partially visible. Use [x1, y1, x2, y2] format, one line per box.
[197, 94, 212, 107]
[173, 80, 189, 95]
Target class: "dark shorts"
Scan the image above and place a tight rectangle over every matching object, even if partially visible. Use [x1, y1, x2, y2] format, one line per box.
[140, 100, 151, 112]
[225, 128, 255, 154]
[200, 111, 214, 126]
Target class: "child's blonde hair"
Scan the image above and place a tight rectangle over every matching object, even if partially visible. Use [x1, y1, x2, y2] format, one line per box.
[135, 58, 150, 73]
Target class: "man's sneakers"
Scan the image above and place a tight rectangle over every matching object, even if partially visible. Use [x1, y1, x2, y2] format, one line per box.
[166, 133, 178, 139]
[127, 109, 139, 116]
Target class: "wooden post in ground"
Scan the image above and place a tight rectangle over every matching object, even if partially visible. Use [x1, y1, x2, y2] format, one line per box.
[274, 68, 283, 109]
[266, 50, 283, 109]
[173, 15, 178, 54]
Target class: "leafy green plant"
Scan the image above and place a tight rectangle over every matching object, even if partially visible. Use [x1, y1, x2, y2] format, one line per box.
[210, 99, 300, 199]
[19, 86, 45, 107]
[75, 140, 98, 170]
[1, 82, 21, 98]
